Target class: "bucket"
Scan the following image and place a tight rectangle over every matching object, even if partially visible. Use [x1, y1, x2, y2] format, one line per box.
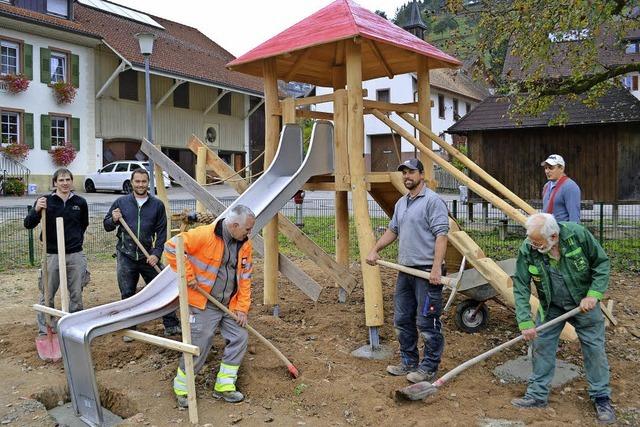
[27, 183, 37, 195]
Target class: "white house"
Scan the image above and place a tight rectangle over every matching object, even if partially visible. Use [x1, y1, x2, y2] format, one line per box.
[1, 0, 265, 192]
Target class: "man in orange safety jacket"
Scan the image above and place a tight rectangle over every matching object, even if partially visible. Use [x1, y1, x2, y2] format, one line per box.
[165, 204, 255, 406]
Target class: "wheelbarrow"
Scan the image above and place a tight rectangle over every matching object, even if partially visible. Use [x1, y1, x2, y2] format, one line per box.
[443, 258, 516, 333]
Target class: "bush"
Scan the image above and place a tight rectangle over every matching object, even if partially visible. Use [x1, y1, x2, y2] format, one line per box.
[3, 177, 26, 196]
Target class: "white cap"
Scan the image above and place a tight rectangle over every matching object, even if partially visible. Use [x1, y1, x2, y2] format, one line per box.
[541, 154, 565, 167]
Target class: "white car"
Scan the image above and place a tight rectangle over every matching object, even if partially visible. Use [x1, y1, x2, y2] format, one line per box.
[84, 161, 171, 193]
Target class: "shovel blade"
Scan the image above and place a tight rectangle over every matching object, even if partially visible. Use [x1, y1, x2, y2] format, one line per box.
[35, 329, 61, 362]
[395, 381, 438, 401]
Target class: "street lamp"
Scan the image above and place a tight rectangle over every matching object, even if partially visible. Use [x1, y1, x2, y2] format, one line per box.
[135, 32, 157, 195]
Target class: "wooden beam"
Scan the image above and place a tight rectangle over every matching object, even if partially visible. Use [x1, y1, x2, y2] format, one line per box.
[203, 89, 229, 116]
[263, 58, 280, 306]
[333, 89, 350, 191]
[346, 40, 384, 327]
[367, 39, 393, 79]
[96, 61, 127, 99]
[153, 144, 171, 242]
[243, 99, 264, 120]
[371, 109, 528, 225]
[285, 49, 313, 82]
[56, 218, 69, 312]
[282, 98, 296, 124]
[417, 56, 433, 184]
[195, 147, 207, 213]
[362, 99, 419, 114]
[294, 93, 335, 107]
[186, 136, 358, 294]
[155, 79, 185, 110]
[399, 112, 537, 216]
[295, 110, 334, 120]
[302, 182, 336, 191]
[140, 138, 323, 301]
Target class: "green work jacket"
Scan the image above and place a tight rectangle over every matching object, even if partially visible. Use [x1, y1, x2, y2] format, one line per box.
[513, 222, 610, 330]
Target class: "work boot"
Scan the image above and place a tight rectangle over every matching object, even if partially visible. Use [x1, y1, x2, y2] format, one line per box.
[213, 390, 244, 403]
[176, 394, 188, 408]
[164, 325, 182, 337]
[406, 368, 436, 384]
[594, 396, 616, 424]
[386, 364, 417, 376]
[511, 396, 548, 408]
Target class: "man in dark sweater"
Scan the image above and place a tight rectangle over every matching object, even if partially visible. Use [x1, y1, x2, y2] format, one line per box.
[24, 168, 89, 335]
[104, 168, 179, 339]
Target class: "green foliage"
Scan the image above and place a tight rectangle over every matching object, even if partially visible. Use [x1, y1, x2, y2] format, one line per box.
[293, 383, 307, 396]
[451, 144, 468, 172]
[3, 178, 26, 196]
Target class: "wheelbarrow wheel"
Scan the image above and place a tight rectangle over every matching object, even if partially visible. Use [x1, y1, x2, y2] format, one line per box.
[455, 299, 489, 333]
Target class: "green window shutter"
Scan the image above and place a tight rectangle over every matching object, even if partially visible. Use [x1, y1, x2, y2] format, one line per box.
[23, 44, 33, 80]
[71, 117, 80, 151]
[71, 54, 79, 88]
[40, 115, 51, 150]
[23, 113, 34, 148]
[40, 48, 50, 84]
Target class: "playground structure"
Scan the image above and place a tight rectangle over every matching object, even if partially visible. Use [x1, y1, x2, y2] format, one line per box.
[31, 1, 622, 425]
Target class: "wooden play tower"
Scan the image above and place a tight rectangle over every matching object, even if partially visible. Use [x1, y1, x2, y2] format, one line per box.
[225, 0, 583, 347]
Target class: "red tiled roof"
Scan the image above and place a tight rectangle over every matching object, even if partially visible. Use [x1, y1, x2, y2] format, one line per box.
[74, 4, 264, 95]
[227, 0, 461, 86]
[0, 2, 100, 38]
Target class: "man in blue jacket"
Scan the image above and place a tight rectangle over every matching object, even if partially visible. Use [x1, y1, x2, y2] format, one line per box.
[104, 168, 179, 339]
[511, 213, 614, 424]
[541, 154, 581, 222]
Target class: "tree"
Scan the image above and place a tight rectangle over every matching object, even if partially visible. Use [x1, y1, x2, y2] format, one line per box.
[444, 0, 640, 121]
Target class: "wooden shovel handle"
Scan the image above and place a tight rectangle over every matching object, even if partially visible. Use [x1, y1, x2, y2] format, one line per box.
[376, 260, 453, 287]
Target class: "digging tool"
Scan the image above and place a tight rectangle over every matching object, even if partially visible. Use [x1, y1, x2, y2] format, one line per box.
[443, 256, 466, 312]
[395, 306, 582, 401]
[118, 219, 300, 378]
[35, 209, 62, 362]
[56, 218, 70, 312]
[375, 260, 454, 287]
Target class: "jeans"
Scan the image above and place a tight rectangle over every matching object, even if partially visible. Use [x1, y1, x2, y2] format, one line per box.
[394, 268, 445, 373]
[116, 251, 179, 329]
[526, 303, 611, 402]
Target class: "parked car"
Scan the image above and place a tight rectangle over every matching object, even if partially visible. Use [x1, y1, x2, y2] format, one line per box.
[84, 161, 171, 193]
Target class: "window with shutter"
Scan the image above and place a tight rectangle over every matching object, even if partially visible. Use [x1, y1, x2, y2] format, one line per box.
[119, 69, 138, 101]
[1, 39, 20, 75]
[40, 114, 51, 150]
[24, 112, 33, 148]
[218, 92, 232, 115]
[173, 81, 189, 109]
[23, 44, 33, 80]
[40, 48, 50, 84]
[438, 94, 445, 119]
[1, 110, 20, 145]
[71, 117, 80, 151]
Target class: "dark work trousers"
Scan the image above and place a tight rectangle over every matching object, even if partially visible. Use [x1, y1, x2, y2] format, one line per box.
[116, 251, 179, 329]
[393, 266, 446, 373]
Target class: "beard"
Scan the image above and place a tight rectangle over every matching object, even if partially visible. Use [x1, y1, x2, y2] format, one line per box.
[537, 237, 557, 253]
[404, 179, 419, 190]
[133, 187, 148, 196]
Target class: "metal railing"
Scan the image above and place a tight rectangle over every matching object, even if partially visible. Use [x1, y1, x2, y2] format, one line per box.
[1, 198, 638, 273]
[0, 153, 30, 196]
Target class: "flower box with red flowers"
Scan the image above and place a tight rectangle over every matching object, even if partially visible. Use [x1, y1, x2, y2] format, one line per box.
[52, 81, 77, 105]
[0, 74, 30, 94]
[49, 142, 77, 166]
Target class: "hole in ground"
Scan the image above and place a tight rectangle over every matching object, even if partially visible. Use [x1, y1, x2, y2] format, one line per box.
[31, 384, 138, 419]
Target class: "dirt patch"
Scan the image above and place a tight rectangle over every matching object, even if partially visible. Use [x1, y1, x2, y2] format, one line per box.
[0, 258, 639, 426]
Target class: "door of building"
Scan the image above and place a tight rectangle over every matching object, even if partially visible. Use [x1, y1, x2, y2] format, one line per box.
[370, 134, 401, 172]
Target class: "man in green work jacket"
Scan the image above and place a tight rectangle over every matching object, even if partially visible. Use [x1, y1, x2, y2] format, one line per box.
[511, 213, 615, 424]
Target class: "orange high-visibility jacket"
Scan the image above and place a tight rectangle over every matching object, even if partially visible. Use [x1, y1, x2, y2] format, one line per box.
[164, 221, 253, 312]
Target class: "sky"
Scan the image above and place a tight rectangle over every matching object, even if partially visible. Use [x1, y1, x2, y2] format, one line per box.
[111, 0, 408, 57]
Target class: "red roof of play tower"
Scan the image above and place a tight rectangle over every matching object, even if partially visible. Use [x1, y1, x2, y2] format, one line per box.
[227, 0, 461, 86]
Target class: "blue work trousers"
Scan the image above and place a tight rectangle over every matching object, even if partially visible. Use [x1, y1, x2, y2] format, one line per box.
[526, 303, 611, 402]
[393, 269, 444, 373]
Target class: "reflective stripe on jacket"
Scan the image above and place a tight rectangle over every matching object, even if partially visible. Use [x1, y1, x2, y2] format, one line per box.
[164, 221, 253, 312]
[513, 222, 610, 330]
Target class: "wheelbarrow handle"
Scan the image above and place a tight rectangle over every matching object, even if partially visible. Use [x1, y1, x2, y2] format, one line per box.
[376, 260, 453, 287]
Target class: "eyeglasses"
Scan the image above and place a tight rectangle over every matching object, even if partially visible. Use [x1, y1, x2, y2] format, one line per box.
[525, 237, 547, 250]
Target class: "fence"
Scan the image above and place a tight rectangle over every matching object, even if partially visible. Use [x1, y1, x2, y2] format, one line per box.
[1, 199, 638, 273]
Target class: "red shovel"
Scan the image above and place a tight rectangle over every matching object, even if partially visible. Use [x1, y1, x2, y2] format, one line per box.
[35, 209, 62, 362]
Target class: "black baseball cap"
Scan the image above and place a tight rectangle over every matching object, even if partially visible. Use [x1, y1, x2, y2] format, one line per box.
[397, 158, 424, 172]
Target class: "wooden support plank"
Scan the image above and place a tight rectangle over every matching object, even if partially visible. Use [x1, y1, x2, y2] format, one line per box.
[282, 98, 296, 124]
[302, 182, 336, 191]
[372, 110, 528, 225]
[153, 144, 171, 241]
[367, 39, 393, 79]
[399, 112, 537, 216]
[263, 58, 280, 307]
[285, 49, 313, 82]
[140, 139, 323, 301]
[602, 301, 617, 327]
[333, 89, 350, 191]
[195, 147, 207, 213]
[295, 110, 334, 121]
[346, 40, 384, 327]
[176, 236, 198, 424]
[362, 99, 418, 114]
[203, 89, 229, 116]
[56, 218, 70, 312]
[448, 230, 577, 341]
[186, 136, 358, 294]
[293, 92, 335, 107]
[417, 56, 433, 184]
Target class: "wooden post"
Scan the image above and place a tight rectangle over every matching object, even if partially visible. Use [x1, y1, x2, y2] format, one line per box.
[176, 236, 198, 424]
[195, 147, 207, 213]
[334, 88, 350, 299]
[263, 58, 280, 306]
[282, 97, 296, 124]
[417, 56, 434, 187]
[55, 217, 69, 312]
[346, 39, 384, 327]
[153, 146, 172, 239]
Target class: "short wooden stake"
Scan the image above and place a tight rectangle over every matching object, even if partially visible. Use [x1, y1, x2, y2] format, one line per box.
[195, 147, 207, 213]
[154, 144, 172, 240]
[176, 236, 198, 424]
[56, 218, 69, 312]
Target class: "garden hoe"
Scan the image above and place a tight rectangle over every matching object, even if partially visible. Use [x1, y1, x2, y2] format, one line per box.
[35, 210, 62, 362]
[118, 219, 300, 378]
[395, 306, 582, 402]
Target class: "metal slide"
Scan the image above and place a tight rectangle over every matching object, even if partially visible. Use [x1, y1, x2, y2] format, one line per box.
[56, 121, 334, 426]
